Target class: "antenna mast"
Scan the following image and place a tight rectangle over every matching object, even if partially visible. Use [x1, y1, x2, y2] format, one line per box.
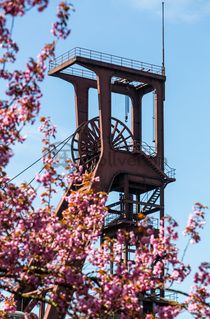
[162, 1, 165, 74]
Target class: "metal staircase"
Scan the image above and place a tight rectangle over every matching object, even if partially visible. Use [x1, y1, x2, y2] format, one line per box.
[142, 188, 161, 214]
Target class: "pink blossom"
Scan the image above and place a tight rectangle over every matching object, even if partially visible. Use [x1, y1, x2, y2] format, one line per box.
[183, 204, 207, 243]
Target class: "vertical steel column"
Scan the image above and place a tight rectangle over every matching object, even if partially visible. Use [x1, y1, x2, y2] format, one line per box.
[154, 83, 165, 169]
[96, 70, 113, 153]
[74, 82, 89, 127]
[131, 92, 142, 148]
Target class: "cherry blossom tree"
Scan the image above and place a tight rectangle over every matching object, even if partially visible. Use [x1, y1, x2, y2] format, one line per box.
[0, 1, 210, 318]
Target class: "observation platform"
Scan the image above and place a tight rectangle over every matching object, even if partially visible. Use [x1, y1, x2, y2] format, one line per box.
[48, 47, 165, 86]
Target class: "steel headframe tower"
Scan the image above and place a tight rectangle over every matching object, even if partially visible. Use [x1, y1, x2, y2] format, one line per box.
[17, 47, 175, 318]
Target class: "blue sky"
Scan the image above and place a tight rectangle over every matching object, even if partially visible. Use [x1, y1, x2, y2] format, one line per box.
[6, 1, 210, 316]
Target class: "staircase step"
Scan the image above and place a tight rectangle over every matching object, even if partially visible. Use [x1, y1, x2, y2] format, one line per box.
[142, 188, 161, 212]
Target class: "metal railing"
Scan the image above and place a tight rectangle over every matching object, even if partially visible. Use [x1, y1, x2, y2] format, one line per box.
[141, 141, 157, 156]
[164, 292, 178, 302]
[105, 211, 159, 230]
[62, 68, 144, 88]
[164, 162, 176, 179]
[117, 140, 175, 179]
[105, 201, 122, 226]
[140, 217, 159, 229]
[49, 47, 163, 75]
[105, 213, 120, 226]
[105, 198, 160, 229]
[141, 142, 175, 179]
[63, 67, 96, 80]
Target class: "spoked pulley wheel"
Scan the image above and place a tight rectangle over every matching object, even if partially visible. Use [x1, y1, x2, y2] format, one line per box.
[71, 117, 134, 171]
[111, 117, 134, 151]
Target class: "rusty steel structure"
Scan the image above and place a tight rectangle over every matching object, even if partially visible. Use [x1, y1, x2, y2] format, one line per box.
[16, 47, 175, 318]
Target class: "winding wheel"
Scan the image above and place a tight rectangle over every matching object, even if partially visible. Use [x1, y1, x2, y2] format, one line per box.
[71, 116, 134, 171]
